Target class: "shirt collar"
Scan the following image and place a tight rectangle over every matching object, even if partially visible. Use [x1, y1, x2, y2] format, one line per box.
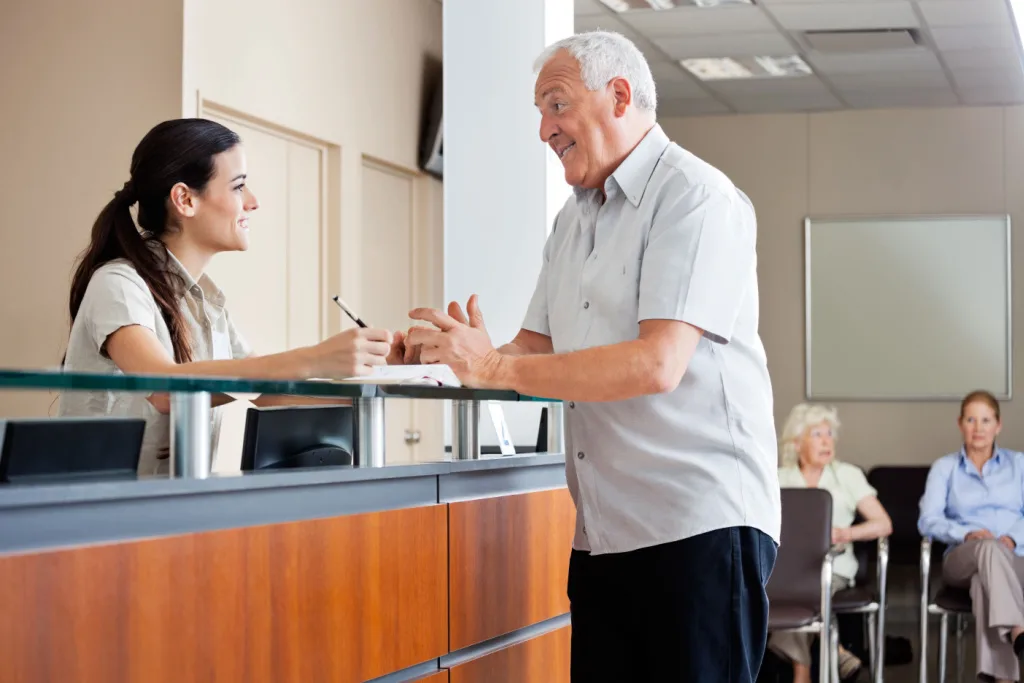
[609, 123, 670, 208]
[572, 123, 671, 211]
[958, 446, 1008, 467]
[153, 241, 227, 308]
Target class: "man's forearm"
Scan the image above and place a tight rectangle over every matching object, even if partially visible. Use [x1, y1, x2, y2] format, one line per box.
[497, 342, 537, 357]
[492, 339, 670, 401]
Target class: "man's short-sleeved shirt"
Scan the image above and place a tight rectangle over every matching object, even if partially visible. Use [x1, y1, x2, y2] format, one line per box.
[59, 247, 251, 475]
[522, 124, 781, 555]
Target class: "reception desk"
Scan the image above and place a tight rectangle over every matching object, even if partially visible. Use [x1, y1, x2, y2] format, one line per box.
[0, 371, 574, 683]
[0, 454, 573, 683]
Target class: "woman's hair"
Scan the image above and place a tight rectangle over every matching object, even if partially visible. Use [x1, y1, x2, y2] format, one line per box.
[779, 403, 841, 467]
[960, 389, 1001, 421]
[67, 118, 241, 363]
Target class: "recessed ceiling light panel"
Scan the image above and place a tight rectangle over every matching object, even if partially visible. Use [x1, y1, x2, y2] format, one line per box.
[681, 55, 813, 81]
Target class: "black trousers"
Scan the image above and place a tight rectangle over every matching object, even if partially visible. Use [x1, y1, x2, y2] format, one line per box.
[568, 526, 777, 683]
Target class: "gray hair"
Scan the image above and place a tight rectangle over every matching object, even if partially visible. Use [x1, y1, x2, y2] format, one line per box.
[533, 31, 657, 113]
[779, 403, 841, 467]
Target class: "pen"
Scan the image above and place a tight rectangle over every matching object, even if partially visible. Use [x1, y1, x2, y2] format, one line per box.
[332, 296, 368, 328]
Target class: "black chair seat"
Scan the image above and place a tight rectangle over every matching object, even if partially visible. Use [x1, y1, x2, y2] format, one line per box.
[769, 604, 820, 630]
[832, 585, 876, 611]
[934, 584, 972, 613]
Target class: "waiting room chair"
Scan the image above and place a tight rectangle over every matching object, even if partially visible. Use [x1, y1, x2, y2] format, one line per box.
[833, 528, 889, 683]
[920, 536, 972, 683]
[769, 488, 842, 683]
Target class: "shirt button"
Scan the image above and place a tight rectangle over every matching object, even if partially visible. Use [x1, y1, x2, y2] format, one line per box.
[577, 451, 585, 460]
[569, 401, 575, 409]
[583, 301, 590, 310]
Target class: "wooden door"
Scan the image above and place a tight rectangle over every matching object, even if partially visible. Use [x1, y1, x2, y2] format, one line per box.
[361, 159, 417, 463]
[202, 109, 325, 471]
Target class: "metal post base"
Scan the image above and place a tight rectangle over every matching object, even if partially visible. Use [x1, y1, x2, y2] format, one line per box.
[170, 391, 211, 479]
[451, 400, 480, 460]
[354, 397, 386, 467]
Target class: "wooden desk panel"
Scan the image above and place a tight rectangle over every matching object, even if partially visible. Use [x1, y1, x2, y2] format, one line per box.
[416, 671, 450, 683]
[448, 626, 571, 683]
[448, 488, 573, 650]
[0, 505, 448, 683]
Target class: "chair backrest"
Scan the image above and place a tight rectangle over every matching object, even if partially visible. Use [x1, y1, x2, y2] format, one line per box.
[768, 488, 834, 607]
[867, 466, 931, 567]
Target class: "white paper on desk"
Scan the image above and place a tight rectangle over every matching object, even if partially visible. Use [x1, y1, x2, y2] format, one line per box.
[336, 364, 462, 387]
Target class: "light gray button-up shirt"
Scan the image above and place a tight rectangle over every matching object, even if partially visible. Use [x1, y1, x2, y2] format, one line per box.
[59, 249, 251, 475]
[523, 124, 781, 555]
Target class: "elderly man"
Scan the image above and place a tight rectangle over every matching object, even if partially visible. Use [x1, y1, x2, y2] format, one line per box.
[407, 31, 780, 682]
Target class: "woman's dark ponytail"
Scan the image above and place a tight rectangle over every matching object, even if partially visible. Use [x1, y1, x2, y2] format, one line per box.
[67, 118, 241, 364]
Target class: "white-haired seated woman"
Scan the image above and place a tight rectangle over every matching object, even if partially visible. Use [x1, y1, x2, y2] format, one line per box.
[770, 403, 893, 683]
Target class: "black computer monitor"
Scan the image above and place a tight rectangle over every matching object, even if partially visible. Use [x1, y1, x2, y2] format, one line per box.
[240, 405, 355, 471]
[0, 417, 144, 483]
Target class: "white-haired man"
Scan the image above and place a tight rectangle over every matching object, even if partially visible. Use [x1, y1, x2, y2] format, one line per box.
[407, 31, 781, 681]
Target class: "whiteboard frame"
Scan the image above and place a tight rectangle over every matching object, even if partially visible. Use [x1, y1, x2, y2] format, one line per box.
[803, 214, 1013, 402]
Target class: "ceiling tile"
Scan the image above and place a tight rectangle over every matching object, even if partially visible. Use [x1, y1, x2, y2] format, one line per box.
[952, 66, 1024, 90]
[807, 48, 942, 74]
[619, 6, 775, 37]
[828, 69, 950, 89]
[941, 48, 1021, 70]
[841, 87, 959, 108]
[704, 74, 830, 96]
[575, 0, 610, 17]
[649, 62, 711, 97]
[653, 32, 795, 59]
[931, 25, 1018, 51]
[574, 13, 638, 36]
[917, 0, 1009, 26]
[657, 97, 732, 117]
[959, 83, 1024, 105]
[766, 1, 920, 31]
[725, 92, 844, 113]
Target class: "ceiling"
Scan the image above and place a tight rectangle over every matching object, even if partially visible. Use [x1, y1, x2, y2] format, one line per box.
[574, 0, 1024, 116]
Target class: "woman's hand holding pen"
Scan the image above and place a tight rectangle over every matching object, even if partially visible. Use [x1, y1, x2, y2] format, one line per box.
[306, 327, 392, 377]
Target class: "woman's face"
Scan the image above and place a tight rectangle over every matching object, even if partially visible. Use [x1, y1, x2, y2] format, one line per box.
[959, 400, 1001, 452]
[798, 421, 835, 468]
[181, 145, 259, 253]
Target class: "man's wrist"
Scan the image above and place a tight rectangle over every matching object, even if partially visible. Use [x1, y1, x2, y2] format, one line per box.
[486, 351, 518, 391]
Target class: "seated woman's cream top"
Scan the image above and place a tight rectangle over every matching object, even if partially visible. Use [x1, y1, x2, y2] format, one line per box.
[778, 461, 877, 582]
[58, 250, 251, 475]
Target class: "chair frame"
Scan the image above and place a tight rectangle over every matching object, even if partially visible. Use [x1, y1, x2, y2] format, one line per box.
[771, 546, 843, 683]
[919, 537, 972, 683]
[834, 536, 890, 683]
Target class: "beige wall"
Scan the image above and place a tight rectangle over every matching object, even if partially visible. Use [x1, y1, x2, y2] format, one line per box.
[0, 0, 442, 415]
[661, 106, 1022, 470]
[0, 0, 184, 415]
[184, 0, 443, 324]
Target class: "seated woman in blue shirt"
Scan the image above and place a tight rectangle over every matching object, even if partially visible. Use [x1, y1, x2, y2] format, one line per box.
[919, 390, 1024, 683]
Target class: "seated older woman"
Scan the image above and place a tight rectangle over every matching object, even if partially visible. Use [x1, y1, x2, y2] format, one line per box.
[919, 390, 1024, 683]
[771, 403, 893, 683]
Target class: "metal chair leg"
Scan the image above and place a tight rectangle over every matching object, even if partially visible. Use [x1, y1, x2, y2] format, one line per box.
[831, 621, 841, 683]
[867, 611, 878, 682]
[954, 614, 965, 683]
[938, 612, 949, 683]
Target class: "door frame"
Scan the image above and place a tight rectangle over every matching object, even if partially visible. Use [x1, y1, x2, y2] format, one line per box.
[199, 99, 333, 341]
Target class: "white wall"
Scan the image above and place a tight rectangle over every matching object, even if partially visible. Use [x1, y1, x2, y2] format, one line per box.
[443, 0, 573, 446]
[661, 106, 1023, 470]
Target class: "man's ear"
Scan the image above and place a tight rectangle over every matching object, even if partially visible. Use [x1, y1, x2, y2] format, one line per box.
[168, 182, 197, 219]
[610, 77, 633, 117]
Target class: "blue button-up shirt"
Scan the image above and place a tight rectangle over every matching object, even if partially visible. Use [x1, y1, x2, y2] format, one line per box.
[918, 447, 1024, 555]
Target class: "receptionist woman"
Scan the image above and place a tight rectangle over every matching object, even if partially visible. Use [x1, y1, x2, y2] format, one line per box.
[59, 118, 397, 474]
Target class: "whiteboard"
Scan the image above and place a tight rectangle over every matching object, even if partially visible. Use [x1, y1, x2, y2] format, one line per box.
[804, 215, 1012, 400]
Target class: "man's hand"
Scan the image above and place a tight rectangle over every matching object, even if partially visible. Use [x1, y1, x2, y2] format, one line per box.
[406, 295, 505, 388]
[1000, 535, 1017, 552]
[966, 529, 996, 542]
